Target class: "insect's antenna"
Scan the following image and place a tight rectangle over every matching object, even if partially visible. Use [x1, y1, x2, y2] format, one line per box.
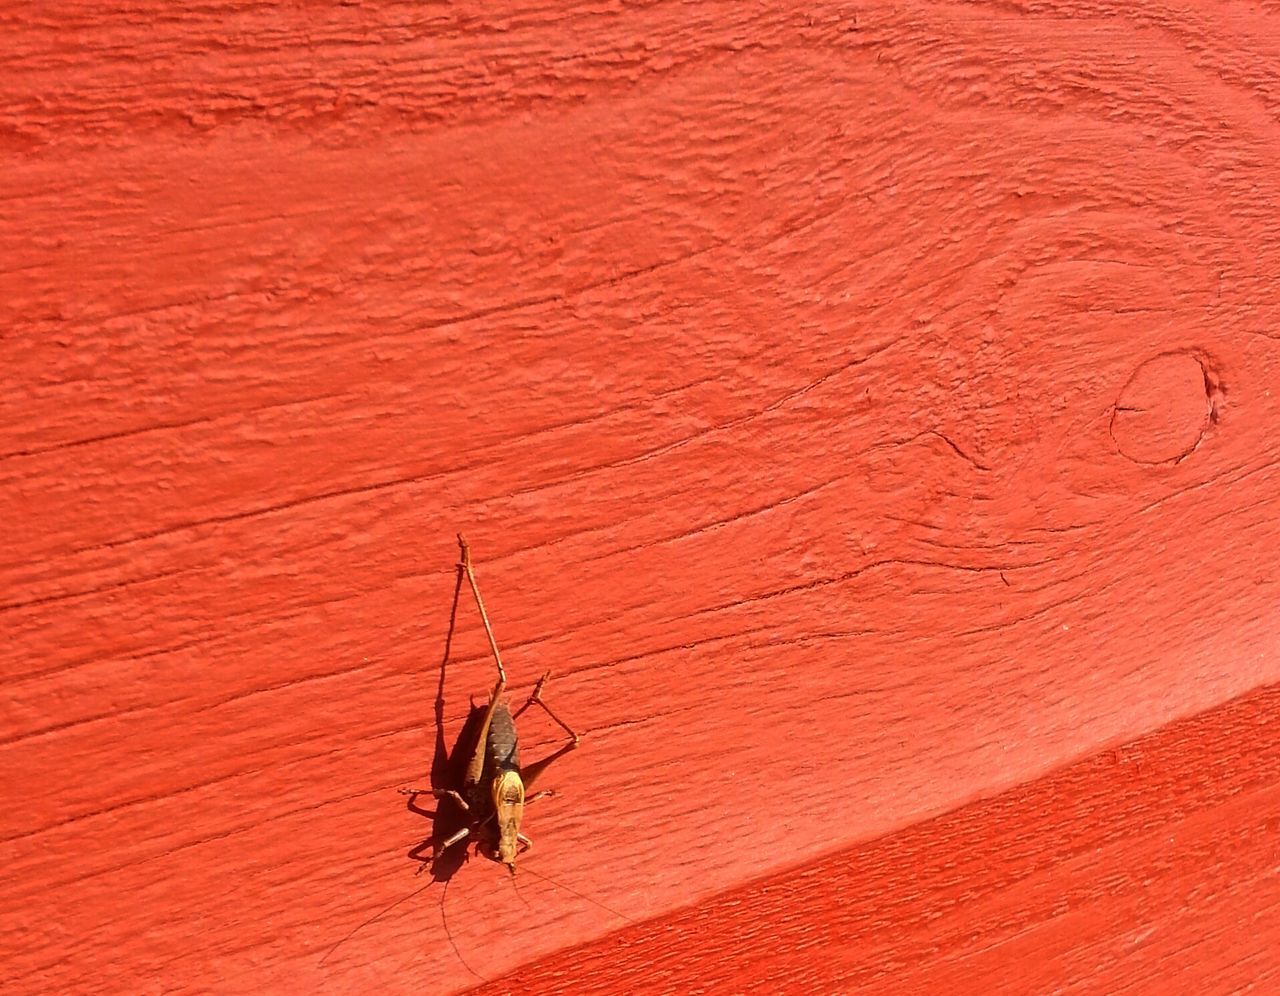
[439, 873, 486, 983]
[319, 875, 438, 967]
[507, 869, 533, 911]
[457, 533, 506, 684]
[516, 864, 636, 925]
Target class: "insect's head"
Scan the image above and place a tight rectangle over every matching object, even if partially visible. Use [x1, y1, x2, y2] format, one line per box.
[491, 769, 525, 871]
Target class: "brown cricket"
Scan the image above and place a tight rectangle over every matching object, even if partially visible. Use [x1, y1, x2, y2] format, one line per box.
[400, 534, 580, 874]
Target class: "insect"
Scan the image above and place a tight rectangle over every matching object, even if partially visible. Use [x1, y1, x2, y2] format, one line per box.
[319, 536, 625, 971]
[400, 534, 580, 874]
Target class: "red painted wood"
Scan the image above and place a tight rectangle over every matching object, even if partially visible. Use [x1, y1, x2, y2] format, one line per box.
[480, 684, 1280, 994]
[3, 1, 1280, 993]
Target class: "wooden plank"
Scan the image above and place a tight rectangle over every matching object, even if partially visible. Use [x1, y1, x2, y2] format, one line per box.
[478, 683, 1280, 994]
[3, 1, 1280, 992]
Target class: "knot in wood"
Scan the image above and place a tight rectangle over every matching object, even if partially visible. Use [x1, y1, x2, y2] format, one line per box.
[1110, 351, 1221, 465]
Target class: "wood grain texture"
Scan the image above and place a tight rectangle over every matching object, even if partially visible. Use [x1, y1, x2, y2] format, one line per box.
[479, 683, 1280, 994]
[3, 0, 1280, 992]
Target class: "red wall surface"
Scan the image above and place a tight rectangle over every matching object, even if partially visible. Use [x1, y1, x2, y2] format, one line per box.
[3, 2, 1280, 993]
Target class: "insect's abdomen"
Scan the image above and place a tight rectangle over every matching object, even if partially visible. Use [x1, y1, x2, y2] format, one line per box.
[486, 701, 520, 771]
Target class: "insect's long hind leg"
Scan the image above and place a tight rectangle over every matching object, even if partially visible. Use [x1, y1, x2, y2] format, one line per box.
[456, 534, 507, 785]
[513, 670, 580, 746]
[516, 672, 581, 790]
[458, 534, 506, 686]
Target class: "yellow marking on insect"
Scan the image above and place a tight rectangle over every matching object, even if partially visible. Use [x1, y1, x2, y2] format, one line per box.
[492, 769, 526, 869]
